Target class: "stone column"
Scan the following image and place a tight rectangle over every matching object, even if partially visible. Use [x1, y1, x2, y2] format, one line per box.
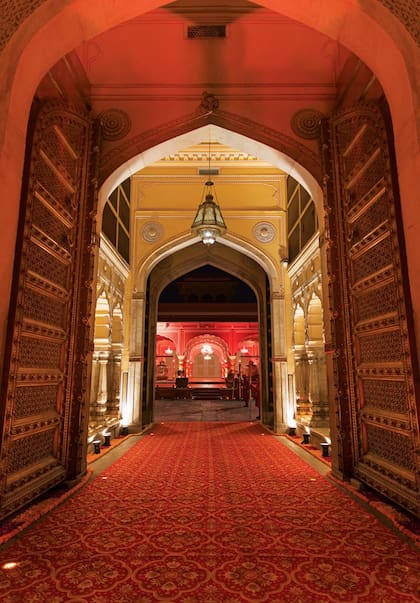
[127, 294, 147, 428]
[94, 352, 109, 422]
[270, 289, 289, 432]
[272, 356, 289, 433]
[177, 354, 185, 375]
[107, 353, 121, 420]
[89, 352, 100, 429]
[308, 348, 329, 427]
[294, 351, 311, 425]
[127, 355, 143, 426]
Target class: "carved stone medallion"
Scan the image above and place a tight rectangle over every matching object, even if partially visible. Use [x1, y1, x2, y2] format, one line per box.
[253, 222, 276, 243]
[142, 221, 163, 243]
[99, 109, 131, 141]
[291, 109, 325, 140]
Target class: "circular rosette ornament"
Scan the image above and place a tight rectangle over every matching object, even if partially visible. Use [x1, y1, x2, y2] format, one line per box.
[99, 109, 131, 141]
[253, 222, 276, 244]
[291, 108, 325, 139]
[142, 221, 163, 243]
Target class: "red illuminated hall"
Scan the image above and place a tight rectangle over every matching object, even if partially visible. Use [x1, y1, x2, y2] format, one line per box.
[0, 2, 419, 601]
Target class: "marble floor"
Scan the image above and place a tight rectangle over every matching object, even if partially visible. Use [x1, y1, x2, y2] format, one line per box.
[154, 397, 260, 422]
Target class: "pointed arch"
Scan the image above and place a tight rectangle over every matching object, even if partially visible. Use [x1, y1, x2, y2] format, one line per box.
[133, 228, 283, 299]
[94, 290, 111, 348]
[293, 304, 305, 348]
[98, 113, 322, 197]
[307, 293, 324, 345]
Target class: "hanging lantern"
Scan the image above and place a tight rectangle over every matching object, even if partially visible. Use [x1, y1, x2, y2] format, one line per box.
[191, 180, 227, 245]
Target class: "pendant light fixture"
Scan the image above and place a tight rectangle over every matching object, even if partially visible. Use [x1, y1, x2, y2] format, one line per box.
[191, 135, 227, 245]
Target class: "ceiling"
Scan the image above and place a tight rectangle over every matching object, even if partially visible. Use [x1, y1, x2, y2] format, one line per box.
[70, 0, 354, 172]
[31, 1, 387, 189]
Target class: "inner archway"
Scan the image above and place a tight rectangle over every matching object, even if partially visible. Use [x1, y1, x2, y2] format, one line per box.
[143, 244, 274, 427]
[153, 265, 260, 421]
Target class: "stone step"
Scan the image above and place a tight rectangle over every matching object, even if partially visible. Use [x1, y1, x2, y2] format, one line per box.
[191, 388, 224, 399]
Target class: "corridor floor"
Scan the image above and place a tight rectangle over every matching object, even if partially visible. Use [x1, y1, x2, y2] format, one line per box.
[154, 397, 259, 422]
[0, 421, 419, 602]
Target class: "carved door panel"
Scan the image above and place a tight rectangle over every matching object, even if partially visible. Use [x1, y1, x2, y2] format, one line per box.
[323, 103, 420, 516]
[0, 101, 97, 518]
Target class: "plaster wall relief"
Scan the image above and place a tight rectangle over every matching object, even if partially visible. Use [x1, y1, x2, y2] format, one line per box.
[289, 240, 329, 430]
[88, 237, 128, 444]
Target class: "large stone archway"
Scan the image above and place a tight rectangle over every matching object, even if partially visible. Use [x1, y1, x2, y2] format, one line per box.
[129, 240, 288, 432]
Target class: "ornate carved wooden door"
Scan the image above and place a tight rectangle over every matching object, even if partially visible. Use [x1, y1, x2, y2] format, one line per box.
[0, 101, 98, 518]
[323, 102, 420, 516]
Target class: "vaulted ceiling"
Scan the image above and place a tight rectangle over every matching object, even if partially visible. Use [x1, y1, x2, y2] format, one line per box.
[35, 1, 384, 187]
[73, 1, 349, 151]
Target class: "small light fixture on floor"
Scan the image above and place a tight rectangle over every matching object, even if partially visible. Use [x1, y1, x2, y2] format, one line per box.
[301, 432, 310, 445]
[287, 418, 297, 436]
[93, 440, 101, 454]
[191, 138, 226, 245]
[103, 432, 111, 447]
[320, 442, 330, 457]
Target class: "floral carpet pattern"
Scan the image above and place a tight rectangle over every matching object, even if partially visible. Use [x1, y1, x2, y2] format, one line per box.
[0, 422, 419, 602]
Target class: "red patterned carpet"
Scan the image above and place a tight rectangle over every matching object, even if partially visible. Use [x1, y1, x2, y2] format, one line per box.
[0, 422, 419, 602]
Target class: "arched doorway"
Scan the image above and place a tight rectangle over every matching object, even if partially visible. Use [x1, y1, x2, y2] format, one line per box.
[153, 265, 261, 421]
[140, 244, 274, 428]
